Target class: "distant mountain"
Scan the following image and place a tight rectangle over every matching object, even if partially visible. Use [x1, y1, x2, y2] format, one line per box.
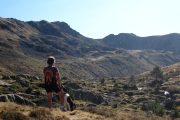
[0, 18, 110, 76]
[102, 33, 180, 53]
[0, 17, 180, 79]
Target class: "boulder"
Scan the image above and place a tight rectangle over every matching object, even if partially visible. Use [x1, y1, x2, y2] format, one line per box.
[2, 75, 11, 80]
[17, 74, 30, 79]
[16, 78, 30, 87]
[101, 101, 109, 106]
[86, 103, 97, 107]
[31, 97, 47, 106]
[125, 91, 134, 96]
[111, 103, 118, 108]
[123, 84, 138, 90]
[0, 94, 35, 106]
[32, 76, 40, 80]
[71, 89, 104, 104]
[64, 83, 82, 89]
[133, 97, 148, 103]
[0, 80, 11, 87]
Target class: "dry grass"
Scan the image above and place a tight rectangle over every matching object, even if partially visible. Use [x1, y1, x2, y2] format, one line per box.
[0, 102, 70, 120]
[0, 99, 173, 120]
[81, 104, 171, 120]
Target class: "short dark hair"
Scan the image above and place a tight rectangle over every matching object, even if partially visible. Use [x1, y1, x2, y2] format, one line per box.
[47, 56, 55, 66]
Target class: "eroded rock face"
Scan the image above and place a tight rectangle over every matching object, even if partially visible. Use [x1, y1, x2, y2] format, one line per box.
[0, 94, 35, 106]
[70, 89, 104, 104]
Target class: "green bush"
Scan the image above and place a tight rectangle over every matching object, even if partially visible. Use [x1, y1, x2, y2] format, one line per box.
[11, 83, 21, 91]
[149, 101, 165, 116]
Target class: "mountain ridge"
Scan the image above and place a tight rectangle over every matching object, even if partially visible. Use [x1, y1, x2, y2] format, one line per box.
[102, 33, 180, 53]
[1, 17, 180, 79]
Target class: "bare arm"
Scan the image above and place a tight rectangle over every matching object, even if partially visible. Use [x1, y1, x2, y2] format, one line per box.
[56, 71, 61, 86]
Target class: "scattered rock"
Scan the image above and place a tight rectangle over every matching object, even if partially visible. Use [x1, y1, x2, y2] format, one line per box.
[125, 91, 134, 96]
[0, 80, 11, 87]
[86, 103, 97, 107]
[32, 76, 40, 80]
[64, 83, 82, 89]
[111, 103, 118, 108]
[123, 84, 138, 90]
[120, 101, 127, 105]
[0, 94, 35, 106]
[133, 97, 148, 103]
[101, 101, 109, 106]
[16, 78, 30, 87]
[31, 97, 47, 106]
[2, 74, 40, 81]
[2, 75, 11, 80]
[71, 89, 104, 104]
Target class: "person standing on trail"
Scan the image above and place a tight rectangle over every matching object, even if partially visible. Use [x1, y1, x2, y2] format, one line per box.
[43, 56, 64, 111]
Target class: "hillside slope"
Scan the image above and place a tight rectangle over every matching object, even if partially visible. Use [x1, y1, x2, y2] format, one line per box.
[1, 17, 180, 79]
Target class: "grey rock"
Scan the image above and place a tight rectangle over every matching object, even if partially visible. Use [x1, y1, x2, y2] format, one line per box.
[2, 75, 11, 80]
[16, 78, 30, 87]
[86, 103, 97, 107]
[111, 103, 118, 108]
[0, 80, 11, 86]
[70, 89, 104, 104]
[32, 76, 40, 80]
[64, 83, 82, 89]
[101, 101, 109, 106]
[125, 91, 134, 96]
[0, 94, 35, 106]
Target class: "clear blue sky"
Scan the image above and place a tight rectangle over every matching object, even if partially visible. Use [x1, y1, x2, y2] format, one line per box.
[0, 0, 180, 38]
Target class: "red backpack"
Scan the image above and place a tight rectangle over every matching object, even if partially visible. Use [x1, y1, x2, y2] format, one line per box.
[44, 67, 57, 85]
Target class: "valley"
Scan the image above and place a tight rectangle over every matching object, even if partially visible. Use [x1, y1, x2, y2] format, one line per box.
[0, 17, 180, 119]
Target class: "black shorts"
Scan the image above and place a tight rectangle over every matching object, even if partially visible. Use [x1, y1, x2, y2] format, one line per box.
[45, 83, 62, 93]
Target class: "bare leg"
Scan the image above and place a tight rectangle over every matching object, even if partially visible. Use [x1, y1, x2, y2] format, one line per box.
[58, 89, 64, 105]
[47, 92, 52, 109]
[58, 89, 65, 111]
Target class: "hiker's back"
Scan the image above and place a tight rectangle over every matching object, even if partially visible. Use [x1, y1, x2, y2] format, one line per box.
[44, 66, 58, 85]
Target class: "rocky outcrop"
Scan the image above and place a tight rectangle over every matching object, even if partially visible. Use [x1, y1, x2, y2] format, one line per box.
[0, 94, 35, 106]
[0, 80, 11, 87]
[64, 83, 82, 90]
[70, 89, 104, 104]
[16, 78, 30, 87]
[2, 74, 40, 81]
